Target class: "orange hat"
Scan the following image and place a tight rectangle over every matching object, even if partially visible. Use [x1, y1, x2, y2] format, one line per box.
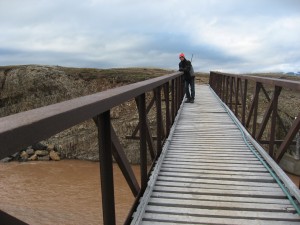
[179, 53, 185, 58]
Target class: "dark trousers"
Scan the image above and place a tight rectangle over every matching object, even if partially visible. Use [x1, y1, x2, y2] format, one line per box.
[185, 77, 195, 99]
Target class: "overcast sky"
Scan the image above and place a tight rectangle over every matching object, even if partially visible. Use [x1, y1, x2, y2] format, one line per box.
[0, 0, 299, 73]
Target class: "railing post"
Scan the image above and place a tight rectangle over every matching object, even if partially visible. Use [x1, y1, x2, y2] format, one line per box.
[242, 79, 248, 126]
[136, 94, 148, 191]
[176, 77, 180, 112]
[235, 78, 240, 116]
[222, 75, 226, 101]
[155, 86, 163, 155]
[229, 76, 233, 110]
[269, 86, 282, 157]
[94, 111, 116, 225]
[252, 82, 261, 137]
[225, 76, 229, 104]
[171, 79, 175, 123]
[164, 82, 171, 137]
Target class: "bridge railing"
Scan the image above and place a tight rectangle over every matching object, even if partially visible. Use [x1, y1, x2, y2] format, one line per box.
[209, 71, 300, 163]
[0, 72, 184, 225]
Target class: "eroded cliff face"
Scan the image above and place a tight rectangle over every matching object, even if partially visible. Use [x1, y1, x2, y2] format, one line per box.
[0, 65, 170, 163]
[0, 65, 93, 116]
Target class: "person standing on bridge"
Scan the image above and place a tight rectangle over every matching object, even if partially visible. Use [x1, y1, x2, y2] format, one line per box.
[179, 53, 195, 103]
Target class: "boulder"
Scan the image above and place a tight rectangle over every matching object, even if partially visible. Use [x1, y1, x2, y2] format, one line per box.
[20, 151, 29, 160]
[28, 154, 38, 161]
[49, 150, 60, 161]
[32, 142, 48, 150]
[47, 144, 55, 151]
[35, 150, 49, 156]
[26, 148, 35, 155]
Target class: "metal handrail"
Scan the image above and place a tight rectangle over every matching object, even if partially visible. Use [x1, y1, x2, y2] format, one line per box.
[0, 71, 185, 225]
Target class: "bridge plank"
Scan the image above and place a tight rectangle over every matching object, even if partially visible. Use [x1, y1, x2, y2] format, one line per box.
[166, 154, 258, 160]
[148, 197, 295, 212]
[158, 171, 275, 182]
[142, 213, 300, 225]
[163, 158, 263, 165]
[159, 167, 271, 177]
[151, 192, 292, 205]
[145, 205, 300, 220]
[157, 175, 278, 187]
[153, 186, 286, 198]
[162, 160, 266, 169]
[157, 175, 278, 188]
[155, 181, 282, 192]
[161, 162, 268, 172]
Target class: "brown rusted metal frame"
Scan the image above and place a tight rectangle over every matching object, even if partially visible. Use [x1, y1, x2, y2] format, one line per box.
[93, 115, 140, 197]
[94, 111, 116, 225]
[164, 82, 171, 137]
[255, 86, 282, 158]
[171, 79, 175, 123]
[128, 96, 155, 138]
[276, 113, 300, 162]
[252, 82, 261, 137]
[0, 72, 184, 225]
[110, 124, 140, 196]
[235, 78, 240, 116]
[229, 76, 234, 110]
[136, 94, 148, 192]
[242, 79, 248, 126]
[134, 97, 155, 160]
[260, 85, 288, 134]
[209, 71, 300, 163]
[225, 76, 229, 104]
[268, 86, 281, 157]
[222, 75, 226, 101]
[155, 86, 163, 155]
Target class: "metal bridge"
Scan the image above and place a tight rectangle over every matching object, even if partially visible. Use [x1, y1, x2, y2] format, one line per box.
[1, 71, 300, 225]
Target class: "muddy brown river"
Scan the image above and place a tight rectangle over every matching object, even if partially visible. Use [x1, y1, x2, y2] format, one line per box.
[0, 160, 140, 225]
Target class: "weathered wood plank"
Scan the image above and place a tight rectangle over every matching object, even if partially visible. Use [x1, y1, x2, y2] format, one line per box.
[159, 167, 271, 177]
[161, 163, 268, 172]
[155, 181, 282, 192]
[153, 185, 286, 198]
[148, 197, 295, 212]
[163, 158, 263, 165]
[162, 160, 265, 168]
[142, 213, 300, 225]
[151, 192, 291, 204]
[166, 154, 258, 161]
[157, 175, 278, 187]
[158, 171, 275, 182]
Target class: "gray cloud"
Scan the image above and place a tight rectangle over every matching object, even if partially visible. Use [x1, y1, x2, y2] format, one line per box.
[0, 0, 299, 73]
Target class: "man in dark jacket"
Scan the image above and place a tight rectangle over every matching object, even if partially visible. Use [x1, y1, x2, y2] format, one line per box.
[179, 53, 195, 103]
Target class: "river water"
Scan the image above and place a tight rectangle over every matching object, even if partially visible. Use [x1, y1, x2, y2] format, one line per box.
[0, 160, 140, 225]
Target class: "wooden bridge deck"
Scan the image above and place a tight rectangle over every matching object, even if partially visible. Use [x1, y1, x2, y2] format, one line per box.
[131, 85, 300, 225]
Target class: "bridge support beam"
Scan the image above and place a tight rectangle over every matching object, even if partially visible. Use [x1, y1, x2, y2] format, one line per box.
[94, 111, 116, 225]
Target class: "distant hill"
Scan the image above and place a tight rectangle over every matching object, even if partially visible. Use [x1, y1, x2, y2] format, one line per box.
[284, 72, 300, 76]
